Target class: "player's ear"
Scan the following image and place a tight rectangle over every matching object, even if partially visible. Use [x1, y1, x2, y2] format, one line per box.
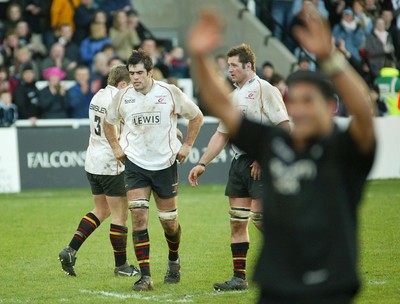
[148, 69, 153, 77]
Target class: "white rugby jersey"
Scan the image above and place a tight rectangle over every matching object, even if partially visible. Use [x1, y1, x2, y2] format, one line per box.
[218, 75, 289, 156]
[106, 80, 200, 171]
[85, 85, 125, 175]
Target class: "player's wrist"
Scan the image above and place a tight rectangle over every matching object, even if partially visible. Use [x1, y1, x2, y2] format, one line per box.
[319, 51, 349, 77]
[197, 162, 206, 168]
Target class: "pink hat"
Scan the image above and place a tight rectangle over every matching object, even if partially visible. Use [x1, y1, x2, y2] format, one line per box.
[42, 66, 67, 80]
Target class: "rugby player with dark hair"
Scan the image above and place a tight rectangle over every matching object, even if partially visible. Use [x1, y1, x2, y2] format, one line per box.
[104, 49, 203, 291]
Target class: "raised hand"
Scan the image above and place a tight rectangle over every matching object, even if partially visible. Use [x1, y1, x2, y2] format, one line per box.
[292, 2, 333, 60]
[187, 9, 224, 55]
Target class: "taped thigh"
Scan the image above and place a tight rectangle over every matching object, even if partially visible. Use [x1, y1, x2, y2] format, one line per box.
[229, 207, 250, 222]
[158, 208, 178, 221]
[128, 198, 149, 210]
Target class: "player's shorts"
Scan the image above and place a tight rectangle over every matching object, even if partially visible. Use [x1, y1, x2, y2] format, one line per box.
[86, 172, 126, 197]
[225, 154, 263, 199]
[124, 157, 178, 199]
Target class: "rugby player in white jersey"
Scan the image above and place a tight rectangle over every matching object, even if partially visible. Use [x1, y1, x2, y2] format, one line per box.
[104, 49, 203, 291]
[59, 65, 139, 277]
[189, 44, 291, 291]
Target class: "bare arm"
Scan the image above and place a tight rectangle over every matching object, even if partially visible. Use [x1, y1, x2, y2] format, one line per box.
[104, 120, 125, 166]
[176, 111, 203, 163]
[293, 2, 374, 154]
[188, 131, 229, 186]
[277, 120, 291, 133]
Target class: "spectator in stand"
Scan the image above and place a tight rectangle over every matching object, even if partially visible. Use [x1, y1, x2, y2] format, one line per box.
[80, 22, 112, 67]
[93, 10, 108, 27]
[66, 65, 93, 118]
[261, 61, 274, 82]
[297, 56, 312, 71]
[15, 21, 47, 60]
[109, 10, 139, 62]
[50, 0, 80, 31]
[41, 42, 75, 79]
[127, 10, 144, 42]
[14, 47, 39, 80]
[101, 43, 117, 62]
[0, 31, 19, 69]
[294, 47, 317, 70]
[324, 0, 346, 27]
[108, 57, 123, 68]
[381, 9, 400, 61]
[0, 90, 18, 126]
[141, 38, 170, 78]
[90, 51, 109, 92]
[332, 9, 366, 62]
[270, 73, 287, 101]
[270, 0, 294, 47]
[73, 0, 97, 44]
[4, 3, 23, 33]
[365, 17, 397, 78]
[13, 63, 40, 123]
[38, 66, 69, 118]
[100, 0, 131, 22]
[57, 24, 81, 65]
[0, 66, 11, 92]
[166, 46, 189, 78]
[19, 0, 43, 34]
[353, 1, 373, 34]
[365, 0, 381, 20]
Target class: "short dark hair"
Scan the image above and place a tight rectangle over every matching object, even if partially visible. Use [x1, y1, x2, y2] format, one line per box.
[262, 61, 274, 69]
[126, 48, 153, 72]
[286, 70, 336, 100]
[270, 73, 285, 86]
[227, 44, 256, 72]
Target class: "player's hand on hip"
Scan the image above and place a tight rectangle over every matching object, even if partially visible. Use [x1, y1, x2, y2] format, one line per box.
[112, 146, 126, 167]
[292, 1, 333, 60]
[177, 143, 191, 164]
[187, 9, 223, 55]
[250, 161, 262, 181]
[188, 165, 205, 187]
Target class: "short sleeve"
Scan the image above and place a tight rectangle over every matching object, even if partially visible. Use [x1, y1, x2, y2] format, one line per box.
[106, 88, 123, 125]
[264, 85, 289, 126]
[217, 121, 229, 134]
[171, 85, 200, 120]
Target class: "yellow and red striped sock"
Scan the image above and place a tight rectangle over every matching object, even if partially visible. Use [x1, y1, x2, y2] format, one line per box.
[110, 224, 128, 267]
[133, 229, 150, 276]
[69, 212, 100, 251]
[231, 242, 249, 280]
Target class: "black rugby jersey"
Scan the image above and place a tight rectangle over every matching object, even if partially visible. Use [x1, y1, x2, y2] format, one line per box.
[233, 118, 375, 300]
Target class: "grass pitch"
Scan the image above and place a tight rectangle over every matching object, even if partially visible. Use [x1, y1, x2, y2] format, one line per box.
[0, 180, 399, 303]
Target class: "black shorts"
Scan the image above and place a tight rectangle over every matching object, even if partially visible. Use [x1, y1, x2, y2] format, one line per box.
[225, 155, 263, 199]
[124, 158, 178, 199]
[86, 172, 126, 197]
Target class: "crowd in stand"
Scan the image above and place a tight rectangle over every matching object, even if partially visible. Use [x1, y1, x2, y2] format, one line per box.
[0, 0, 399, 127]
[0, 0, 191, 126]
[264, 0, 400, 115]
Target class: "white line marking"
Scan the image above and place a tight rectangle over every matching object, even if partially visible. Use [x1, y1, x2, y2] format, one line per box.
[367, 280, 386, 285]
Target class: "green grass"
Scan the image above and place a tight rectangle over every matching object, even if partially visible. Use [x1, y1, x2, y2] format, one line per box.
[0, 180, 399, 303]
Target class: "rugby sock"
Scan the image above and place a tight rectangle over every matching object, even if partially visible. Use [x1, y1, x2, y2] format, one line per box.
[109, 224, 128, 267]
[133, 229, 150, 276]
[69, 212, 100, 251]
[231, 242, 249, 280]
[165, 225, 181, 262]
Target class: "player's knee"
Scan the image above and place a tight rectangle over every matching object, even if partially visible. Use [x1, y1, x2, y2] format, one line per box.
[128, 198, 149, 210]
[250, 211, 263, 226]
[229, 207, 250, 222]
[158, 209, 178, 234]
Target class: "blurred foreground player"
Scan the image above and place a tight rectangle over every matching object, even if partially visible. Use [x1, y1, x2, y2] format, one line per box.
[104, 49, 203, 291]
[189, 44, 290, 291]
[59, 65, 139, 278]
[188, 5, 375, 303]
